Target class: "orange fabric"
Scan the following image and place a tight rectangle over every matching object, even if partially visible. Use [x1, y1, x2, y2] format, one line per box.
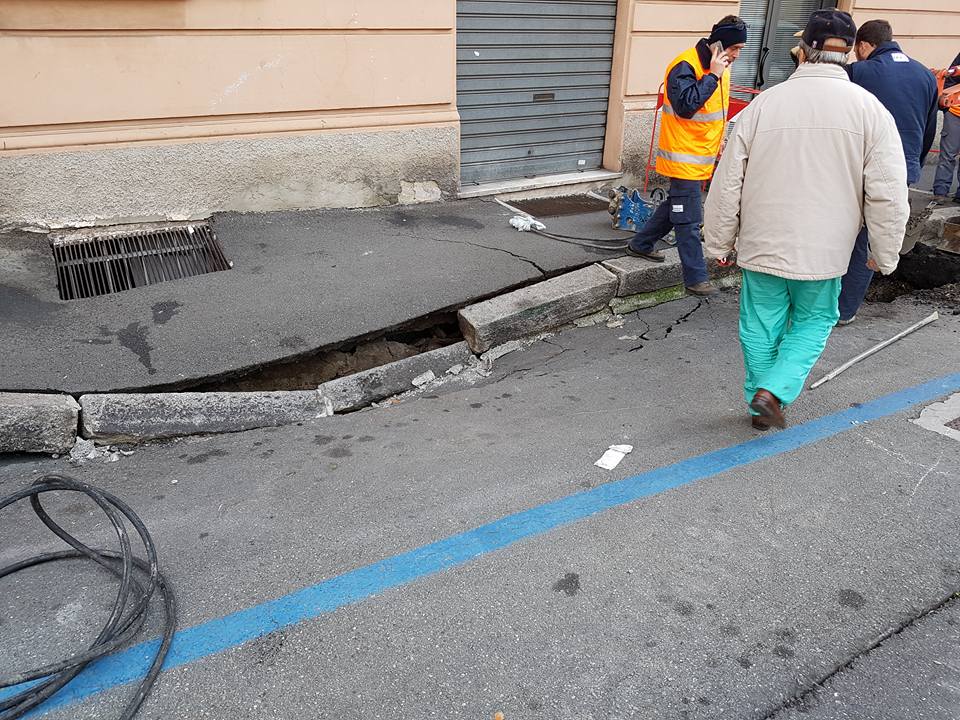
[656, 46, 731, 181]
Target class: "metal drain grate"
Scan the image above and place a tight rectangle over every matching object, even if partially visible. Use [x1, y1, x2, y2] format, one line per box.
[509, 195, 609, 218]
[52, 223, 231, 300]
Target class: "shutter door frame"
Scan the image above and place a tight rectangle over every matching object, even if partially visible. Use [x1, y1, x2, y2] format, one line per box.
[456, 0, 618, 186]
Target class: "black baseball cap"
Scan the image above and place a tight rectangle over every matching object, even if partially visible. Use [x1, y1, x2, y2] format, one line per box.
[798, 9, 856, 52]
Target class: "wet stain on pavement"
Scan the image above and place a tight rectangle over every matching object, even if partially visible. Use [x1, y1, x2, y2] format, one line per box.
[199, 532, 209, 540]
[552, 572, 581, 597]
[719, 624, 741, 637]
[151, 301, 181, 325]
[99, 322, 157, 375]
[772, 645, 795, 659]
[324, 447, 352, 458]
[776, 628, 798, 644]
[470, 403, 483, 409]
[737, 657, 753, 669]
[387, 211, 419, 228]
[314, 435, 334, 446]
[674, 600, 695, 617]
[186, 449, 228, 465]
[0, 285, 64, 325]
[436, 214, 484, 230]
[358, 436, 375, 442]
[838, 589, 867, 610]
[247, 630, 286, 666]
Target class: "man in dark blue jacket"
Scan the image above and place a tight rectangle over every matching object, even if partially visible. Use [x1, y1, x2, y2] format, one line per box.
[837, 19, 939, 325]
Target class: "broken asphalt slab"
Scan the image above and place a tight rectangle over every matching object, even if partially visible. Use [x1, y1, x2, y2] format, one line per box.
[0, 199, 628, 395]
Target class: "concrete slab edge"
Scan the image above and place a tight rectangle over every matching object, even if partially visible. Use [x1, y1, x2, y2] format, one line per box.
[2, 257, 733, 452]
[0, 392, 80, 455]
[318, 341, 474, 412]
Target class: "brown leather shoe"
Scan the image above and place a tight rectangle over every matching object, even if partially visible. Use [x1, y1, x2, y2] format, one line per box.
[751, 415, 771, 432]
[625, 247, 666, 263]
[750, 389, 786, 429]
[686, 282, 718, 296]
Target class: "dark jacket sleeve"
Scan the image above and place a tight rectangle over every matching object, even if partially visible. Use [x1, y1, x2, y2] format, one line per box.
[666, 61, 719, 119]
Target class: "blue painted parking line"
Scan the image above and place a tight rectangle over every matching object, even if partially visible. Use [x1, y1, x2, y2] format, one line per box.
[10, 372, 960, 717]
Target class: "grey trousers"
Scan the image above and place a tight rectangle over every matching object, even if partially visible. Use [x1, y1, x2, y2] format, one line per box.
[933, 111, 960, 199]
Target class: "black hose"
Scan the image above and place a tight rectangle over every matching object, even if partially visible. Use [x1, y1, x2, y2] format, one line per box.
[532, 228, 629, 250]
[0, 475, 176, 720]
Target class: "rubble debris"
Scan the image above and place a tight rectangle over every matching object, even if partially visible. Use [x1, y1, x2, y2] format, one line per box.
[411, 370, 437, 388]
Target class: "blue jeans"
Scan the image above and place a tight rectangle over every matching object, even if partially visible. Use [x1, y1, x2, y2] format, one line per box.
[628, 178, 709, 287]
[838, 227, 871, 322]
[933, 111, 960, 199]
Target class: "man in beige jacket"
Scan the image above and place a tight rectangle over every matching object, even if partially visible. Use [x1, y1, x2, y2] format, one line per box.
[703, 9, 908, 431]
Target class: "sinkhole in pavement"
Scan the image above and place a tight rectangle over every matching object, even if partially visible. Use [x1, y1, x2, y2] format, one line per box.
[193, 312, 464, 393]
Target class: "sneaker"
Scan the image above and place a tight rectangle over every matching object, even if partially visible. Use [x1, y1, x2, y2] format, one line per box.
[836, 315, 856, 326]
[625, 247, 666, 263]
[685, 281, 718, 296]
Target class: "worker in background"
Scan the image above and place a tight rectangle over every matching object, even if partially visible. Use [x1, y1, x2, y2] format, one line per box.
[933, 49, 960, 204]
[836, 19, 939, 326]
[703, 10, 908, 431]
[626, 16, 748, 297]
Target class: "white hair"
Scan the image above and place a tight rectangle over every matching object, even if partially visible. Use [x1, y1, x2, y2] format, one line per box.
[799, 39, 850, 66]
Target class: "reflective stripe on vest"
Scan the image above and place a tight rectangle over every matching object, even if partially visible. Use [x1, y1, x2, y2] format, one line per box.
[657, 149, 716, 166]
[661, 105, 726, 123]
[656, 45, 730, 181]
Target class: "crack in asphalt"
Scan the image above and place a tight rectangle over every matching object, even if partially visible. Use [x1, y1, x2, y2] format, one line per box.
[760, 589, 960, 719]
[400, 231, 547, 275]
[625, 300, 704, 349]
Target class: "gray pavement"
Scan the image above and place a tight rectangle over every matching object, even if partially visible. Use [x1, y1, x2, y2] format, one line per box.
[783, 602, 960, 720]
[1, 289, 959, 720]
[0, 199, 627, 394]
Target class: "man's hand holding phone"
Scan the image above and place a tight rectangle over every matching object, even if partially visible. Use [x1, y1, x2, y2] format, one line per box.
[709, 42, 731, 77]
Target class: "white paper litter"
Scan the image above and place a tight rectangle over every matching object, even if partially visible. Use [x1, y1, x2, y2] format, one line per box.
[594, 444, 633, 470]
[446, 364, 465, 376]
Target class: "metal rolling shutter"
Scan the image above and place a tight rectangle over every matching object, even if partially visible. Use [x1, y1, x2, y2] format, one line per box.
[456, 0, 617, 186]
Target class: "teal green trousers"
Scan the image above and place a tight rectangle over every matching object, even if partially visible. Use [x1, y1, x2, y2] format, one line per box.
[739, 269, 841, 410]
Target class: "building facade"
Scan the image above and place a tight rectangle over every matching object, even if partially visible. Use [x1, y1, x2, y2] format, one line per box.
[1, 0, 957, 228]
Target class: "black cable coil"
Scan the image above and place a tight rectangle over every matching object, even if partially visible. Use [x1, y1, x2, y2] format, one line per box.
[0, 474, 176, 720]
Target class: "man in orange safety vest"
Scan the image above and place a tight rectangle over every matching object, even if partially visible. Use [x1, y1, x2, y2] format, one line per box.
[627, 16, 747, 296]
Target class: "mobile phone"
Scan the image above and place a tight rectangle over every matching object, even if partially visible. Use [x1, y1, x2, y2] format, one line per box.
[711, 40, 725, 53]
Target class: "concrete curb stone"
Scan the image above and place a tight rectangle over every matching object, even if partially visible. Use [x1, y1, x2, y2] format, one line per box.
[318, 341, 474, 412]
[0, 392, 80, 454]
[602, 250, 683, 296]
[80, 391, 324, 443]
[458, 264, 618, 353]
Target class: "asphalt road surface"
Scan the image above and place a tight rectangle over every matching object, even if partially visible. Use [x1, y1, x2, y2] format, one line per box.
[2, 290, 959, 720]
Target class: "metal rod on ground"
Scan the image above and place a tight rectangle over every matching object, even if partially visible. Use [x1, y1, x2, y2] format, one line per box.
[810, 311, 939, 390]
